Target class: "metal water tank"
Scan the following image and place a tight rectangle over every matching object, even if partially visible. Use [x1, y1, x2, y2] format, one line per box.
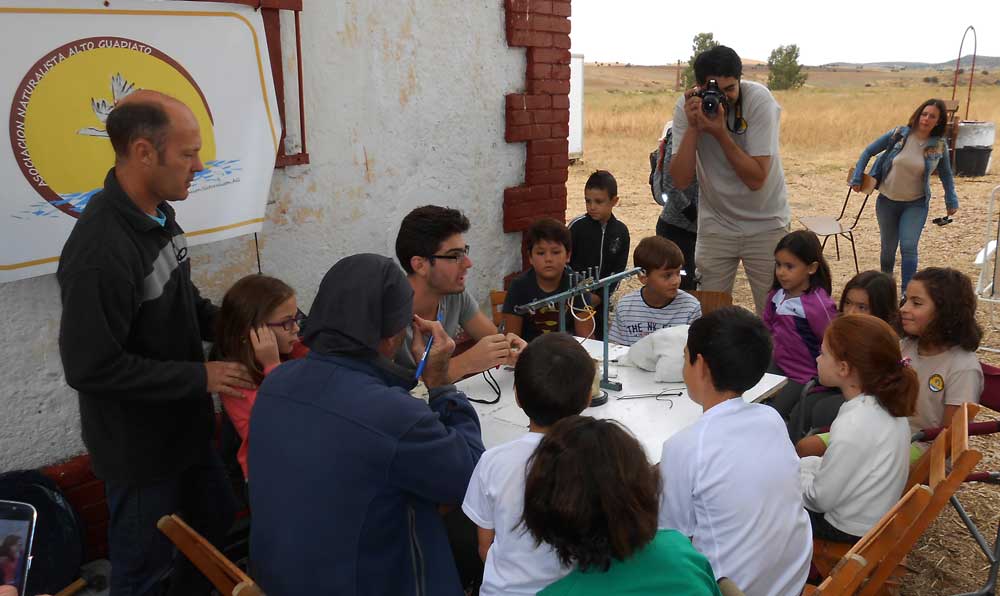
[954, 120, 995, 176]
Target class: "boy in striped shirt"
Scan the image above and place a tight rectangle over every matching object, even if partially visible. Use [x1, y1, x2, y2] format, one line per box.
[609, 236, 701, 346]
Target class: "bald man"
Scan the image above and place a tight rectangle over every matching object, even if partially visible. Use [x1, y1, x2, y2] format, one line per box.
[57, 91, 249, 595]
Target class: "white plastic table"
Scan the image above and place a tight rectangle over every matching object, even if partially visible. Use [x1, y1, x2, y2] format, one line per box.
[460, 339, 787, 463]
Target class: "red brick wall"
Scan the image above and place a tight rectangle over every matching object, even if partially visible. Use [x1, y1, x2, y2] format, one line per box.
[502, 0, 573, 268]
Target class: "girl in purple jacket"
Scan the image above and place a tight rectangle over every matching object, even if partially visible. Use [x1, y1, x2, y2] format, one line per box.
[763, 230, 838, 418]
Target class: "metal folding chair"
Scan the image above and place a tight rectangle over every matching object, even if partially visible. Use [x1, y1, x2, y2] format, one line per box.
[799, 168, 877, 273]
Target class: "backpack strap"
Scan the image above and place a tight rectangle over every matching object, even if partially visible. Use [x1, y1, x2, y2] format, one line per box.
[889, 126, 903, 147]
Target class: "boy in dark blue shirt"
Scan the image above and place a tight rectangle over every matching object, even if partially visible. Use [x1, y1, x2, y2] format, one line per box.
[503, 218, 595, 342]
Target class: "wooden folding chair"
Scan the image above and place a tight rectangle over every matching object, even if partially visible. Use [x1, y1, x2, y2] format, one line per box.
[690, 290, 732, 316]
[489, 290, 507, 327]
[861, 403, 982, 595]
[804, 484, 933, 595]
[799, 167, 876, 273]
[157, 514, 264, 596]
[811, 403, 982, 595]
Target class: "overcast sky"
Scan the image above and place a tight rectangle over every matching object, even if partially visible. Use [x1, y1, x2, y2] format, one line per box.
[570, 0, 1000, 66]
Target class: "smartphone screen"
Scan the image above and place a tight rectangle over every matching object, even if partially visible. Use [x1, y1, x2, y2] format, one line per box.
[0, 500, 36, 596]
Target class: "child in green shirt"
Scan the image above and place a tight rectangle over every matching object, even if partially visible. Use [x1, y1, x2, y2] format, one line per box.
[521, 416, 722, 596]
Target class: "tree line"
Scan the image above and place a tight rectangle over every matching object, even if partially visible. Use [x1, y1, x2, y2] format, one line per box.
[683, 32, 807, 91]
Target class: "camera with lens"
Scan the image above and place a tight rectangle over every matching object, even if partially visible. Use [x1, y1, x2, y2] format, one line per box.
[696, 79, 727, 116]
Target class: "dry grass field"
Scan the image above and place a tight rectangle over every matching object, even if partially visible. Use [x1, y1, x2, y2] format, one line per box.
[567, 63, 1000, 594]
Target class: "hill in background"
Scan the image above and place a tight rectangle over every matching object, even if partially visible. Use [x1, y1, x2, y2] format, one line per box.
[821, 54, 1000, 70]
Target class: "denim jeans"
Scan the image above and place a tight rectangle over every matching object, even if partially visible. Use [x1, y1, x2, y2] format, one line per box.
[105, 446, 237, 596]
[875, 194, 929, 294]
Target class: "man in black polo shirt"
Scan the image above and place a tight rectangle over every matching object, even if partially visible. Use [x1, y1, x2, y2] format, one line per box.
[57, 91, 253, 595]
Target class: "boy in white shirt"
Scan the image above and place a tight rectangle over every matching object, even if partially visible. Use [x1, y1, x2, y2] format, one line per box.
[462, 333, 594, 595]
[659, 307, 812, 596]
[608, 235, 701, 346]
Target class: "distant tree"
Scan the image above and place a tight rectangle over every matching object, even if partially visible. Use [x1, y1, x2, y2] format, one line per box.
[767, 44, 808, 90]
[682, 32, 719, 88]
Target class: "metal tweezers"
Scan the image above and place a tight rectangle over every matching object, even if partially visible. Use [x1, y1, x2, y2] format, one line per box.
[616, 390, 682, 402]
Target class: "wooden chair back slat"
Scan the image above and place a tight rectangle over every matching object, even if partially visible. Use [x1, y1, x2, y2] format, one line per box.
[810, 485, 931, 594]
[157, 514, 263, 596]
[690, 290, 733, 316]
[951, 404, 970, 463]
[929, 428, 949, 490]
[822, 554, 868, 593]
[490, 290, 507, 327]
[845, 166, 877, 195]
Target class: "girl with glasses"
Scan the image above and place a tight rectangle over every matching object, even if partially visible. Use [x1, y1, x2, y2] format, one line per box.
[213, 274, 307, 481]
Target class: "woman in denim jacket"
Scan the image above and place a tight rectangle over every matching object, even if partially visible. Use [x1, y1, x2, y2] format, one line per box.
[851, 98, 958, 295]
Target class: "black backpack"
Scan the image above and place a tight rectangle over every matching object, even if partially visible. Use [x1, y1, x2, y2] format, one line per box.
[649, 126, 698, 224]
[0, 470, 85, 594]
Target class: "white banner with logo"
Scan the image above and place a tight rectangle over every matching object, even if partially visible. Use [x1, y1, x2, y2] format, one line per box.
[0, 0, 281, 282]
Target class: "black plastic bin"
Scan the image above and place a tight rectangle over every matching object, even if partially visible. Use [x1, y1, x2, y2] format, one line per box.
[955, 146, 992, 176]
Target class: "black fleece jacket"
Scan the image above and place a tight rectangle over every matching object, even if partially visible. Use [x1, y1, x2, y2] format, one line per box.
[57, 169, 217, 485]
[567, 213, 631, 294]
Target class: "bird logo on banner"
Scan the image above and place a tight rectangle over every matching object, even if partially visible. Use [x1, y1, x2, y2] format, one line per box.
[77, 73, 138, 137]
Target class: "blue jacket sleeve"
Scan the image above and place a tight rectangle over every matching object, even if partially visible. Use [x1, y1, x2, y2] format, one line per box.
[937, 139, 959, 210]
[388, 385, 485, 505]
[851, 129, 895, 186]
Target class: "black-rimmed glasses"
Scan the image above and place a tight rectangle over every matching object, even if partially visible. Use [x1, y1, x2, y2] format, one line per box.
[428, 245, 471, 261]
[265, 313, 306, 333]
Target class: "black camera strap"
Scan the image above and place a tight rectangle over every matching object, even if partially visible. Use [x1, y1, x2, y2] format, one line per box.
[729, 89, 747, 135]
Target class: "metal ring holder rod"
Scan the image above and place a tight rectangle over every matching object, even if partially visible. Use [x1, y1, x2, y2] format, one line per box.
[514, 267, 642, 393]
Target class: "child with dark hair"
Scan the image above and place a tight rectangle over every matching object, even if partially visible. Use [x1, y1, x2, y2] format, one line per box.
[839, 270, 899, 324]
[568, 170, 630, 340]
[798, 315, 917, 543]
[764, 230, 838, 418]
[660, 306, 811, 596]
[462, 334, 595, 595]
[214, 274, 306, 481]
[523, 416, 722, 596]
[900, 267, 983, 444]
[609, 236, 701, 346]
[502, 218, 595, 342]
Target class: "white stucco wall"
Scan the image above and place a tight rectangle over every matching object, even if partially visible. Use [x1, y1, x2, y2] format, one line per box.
[0, 0, 526, 471]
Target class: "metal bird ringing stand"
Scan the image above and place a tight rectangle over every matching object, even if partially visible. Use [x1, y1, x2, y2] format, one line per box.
[513, 266, 642, 406]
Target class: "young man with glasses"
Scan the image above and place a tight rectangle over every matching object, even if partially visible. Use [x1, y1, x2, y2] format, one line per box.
[395, 205, 527, 382]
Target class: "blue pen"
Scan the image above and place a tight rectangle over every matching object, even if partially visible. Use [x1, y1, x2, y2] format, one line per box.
[414, 311, 444, 380]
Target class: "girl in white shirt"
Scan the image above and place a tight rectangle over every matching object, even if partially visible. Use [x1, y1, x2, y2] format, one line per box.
[800, 314, 917, 542]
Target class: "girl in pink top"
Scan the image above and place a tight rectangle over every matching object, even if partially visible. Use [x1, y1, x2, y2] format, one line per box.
[763, 230, 838, 419]
[215, 274, 307, 481]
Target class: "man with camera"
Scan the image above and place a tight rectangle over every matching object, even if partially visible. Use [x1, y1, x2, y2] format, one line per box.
[670, 45, 790, 314]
